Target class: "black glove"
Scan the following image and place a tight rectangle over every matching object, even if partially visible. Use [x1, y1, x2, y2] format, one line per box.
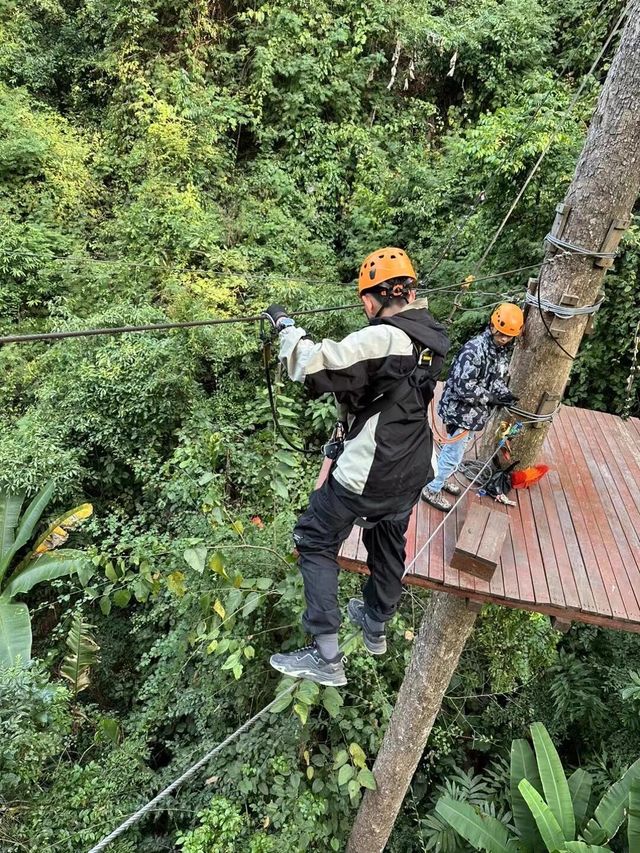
[262, 304, 294, 332]
[490, 391, 519, 407]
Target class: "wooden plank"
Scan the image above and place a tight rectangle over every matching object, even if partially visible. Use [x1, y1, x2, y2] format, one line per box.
[545, 444, 599, 616]
[570, 407, 640, 614]
[489, 503, 512, 600]
[562, 408, 636, 620]
[414, 500, 438, 581]
[454, 503, 491, 558]
[536, 436, 581, 611]
[518, 485, 551, 605]
[553, 409, 620, 619]
[589, 410, 640, 562]
[528, 481, 566, 609]
[477, 511, 510, 564]
[405, 504, 418, 568]
[509, 488, 537, 604]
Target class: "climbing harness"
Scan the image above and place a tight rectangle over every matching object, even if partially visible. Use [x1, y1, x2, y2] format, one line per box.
[428, 398, 470, 445]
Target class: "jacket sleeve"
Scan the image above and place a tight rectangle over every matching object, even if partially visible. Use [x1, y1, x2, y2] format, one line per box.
[448, 342, 492, 406]
[277, 323, 412, 398]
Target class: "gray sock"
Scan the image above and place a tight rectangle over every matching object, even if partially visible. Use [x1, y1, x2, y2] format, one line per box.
[364, 614, 385, 635]
[315, 633, 340, 661]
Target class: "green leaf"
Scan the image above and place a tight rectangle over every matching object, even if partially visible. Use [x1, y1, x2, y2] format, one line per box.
[518, 779, 566, 852]
[0, 482, 53, 578]
[183, 545, 207, 574]
[99, 596, 111, 616]
[269, 691, 293, 714]
[357, 768, 377, 790]
[589, 757, 640, 843]
[349, 743, 367, 770]
[435, 796, 512, 852]
[255, 577, 273, 590]
[0, 600, 31, 668]
[333, 749, 349, 770]
[563, 844, 614, 852]
[322, 686, 344, 718]
[511, 738, 545, 851]
[0, 492, 25, 582]
[112, 589, 132, 608]
[2, 550, 86, 600]
[209, 552, 227, 578]
[628, 779, 640, 851]
[348, 778, 360, 802]
[296, 679, 320, 706]
[568, 769, 592, 831]
[338, 764, 354, 786]
[530, 722, 575, 840]
[293, 702, 308, 725]
[242, 591, 261, 617]
[60, 613, 100, 697]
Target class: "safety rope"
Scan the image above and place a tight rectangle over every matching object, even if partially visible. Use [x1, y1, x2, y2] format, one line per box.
[543, 233, 618, 261]
[402, 443, 505, 579]
[86, 683, 297, 853]
[428, 398, 470, 445]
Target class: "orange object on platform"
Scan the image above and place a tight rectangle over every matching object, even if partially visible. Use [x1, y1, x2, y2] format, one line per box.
[358, 247, 417, 293]
[511, 464, 550, 489]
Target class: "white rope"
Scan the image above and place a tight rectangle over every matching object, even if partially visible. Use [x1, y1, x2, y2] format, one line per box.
[402, 444, 504, 579]
[86, 683, 297, 853]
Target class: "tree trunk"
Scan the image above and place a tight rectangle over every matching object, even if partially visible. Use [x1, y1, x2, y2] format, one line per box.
[347, 593, 477, 853]
[508, 4, 640, 467]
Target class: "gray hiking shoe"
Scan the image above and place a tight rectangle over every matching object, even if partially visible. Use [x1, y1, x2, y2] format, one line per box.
[421, 487, 452, 512]
[443, 480, 462, 496]
[347, 599, 387, 655]
[269, 642, 347, 687]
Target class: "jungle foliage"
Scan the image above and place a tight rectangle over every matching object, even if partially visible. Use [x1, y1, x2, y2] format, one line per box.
[0, 0, 638, 850]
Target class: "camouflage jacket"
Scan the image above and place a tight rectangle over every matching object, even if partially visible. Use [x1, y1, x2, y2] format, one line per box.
[438, 329, 512, 432]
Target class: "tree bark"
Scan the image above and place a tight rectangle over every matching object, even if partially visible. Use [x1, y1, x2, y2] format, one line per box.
[347, 593, 477, 853]
[507, 3, 640, 467]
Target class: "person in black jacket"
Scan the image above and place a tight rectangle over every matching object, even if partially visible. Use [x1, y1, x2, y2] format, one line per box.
[262, 248, 450, 686]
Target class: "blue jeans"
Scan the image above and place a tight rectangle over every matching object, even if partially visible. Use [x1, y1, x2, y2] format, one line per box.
[427, 429, 472, 492]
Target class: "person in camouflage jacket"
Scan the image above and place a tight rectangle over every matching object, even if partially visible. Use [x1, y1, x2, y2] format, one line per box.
[422, 303, 524, 512]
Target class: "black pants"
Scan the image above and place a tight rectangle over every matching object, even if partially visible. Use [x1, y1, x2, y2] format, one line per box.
[292, 476, 419, 636]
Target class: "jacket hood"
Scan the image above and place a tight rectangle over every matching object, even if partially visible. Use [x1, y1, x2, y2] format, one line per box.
[373, 299, 450, 358]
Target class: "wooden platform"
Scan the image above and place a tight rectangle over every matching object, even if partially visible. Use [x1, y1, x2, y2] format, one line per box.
[332, 396, 640, 634]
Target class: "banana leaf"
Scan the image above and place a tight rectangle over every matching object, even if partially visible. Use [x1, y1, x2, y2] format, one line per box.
[61, 614, 100, 697]
[435, 796, 513, 852]
[32, 503, 93, 555]
[0, 492, 25, 581]
[586, 757, 640, 843]
[0, 482, 54, 580]
[568, 769, 593, 831]
[511, 738, 545, 852]
[530, 722, 575, 841]
[2, 550, 86, 599]
[518, 780, 566, 852]
[0, 599, 31, 668]
[628, 779, 640, 851]
[563, 843, 612, 852]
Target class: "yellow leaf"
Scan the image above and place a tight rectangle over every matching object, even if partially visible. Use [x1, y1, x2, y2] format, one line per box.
[167, 571, 186, 597]
[213, 598, 226, 619]
[34, 503, 94, 554]
[303, 750, 310, 765]
[404, 629, 415, 641]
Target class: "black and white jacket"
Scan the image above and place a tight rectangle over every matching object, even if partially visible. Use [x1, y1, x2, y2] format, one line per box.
[278, 299, 450, 500]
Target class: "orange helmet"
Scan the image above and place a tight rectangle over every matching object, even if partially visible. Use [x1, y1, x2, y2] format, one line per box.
[491, 303, 524, 337]
[358, 247, 417, 295]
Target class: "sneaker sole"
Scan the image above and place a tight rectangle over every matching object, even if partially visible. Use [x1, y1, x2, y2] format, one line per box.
[269, 656, 347, 687]
[347, 601, 387, 656]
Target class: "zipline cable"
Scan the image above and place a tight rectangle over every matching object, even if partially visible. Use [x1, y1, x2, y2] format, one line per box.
[86, 683, 297, 853]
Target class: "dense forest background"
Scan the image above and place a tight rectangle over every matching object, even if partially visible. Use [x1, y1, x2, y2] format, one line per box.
[1, 0, 639, 850]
